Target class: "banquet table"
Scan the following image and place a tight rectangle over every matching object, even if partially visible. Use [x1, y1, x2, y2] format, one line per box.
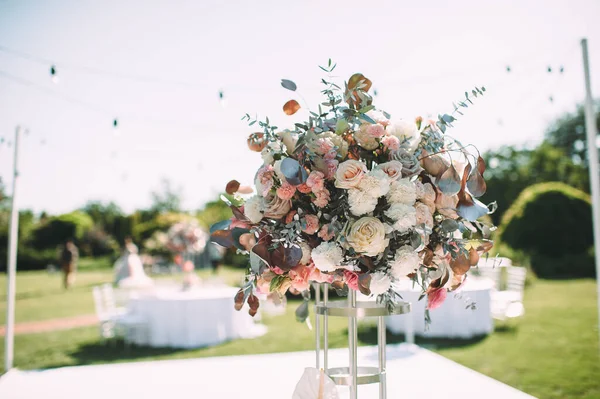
[386, 277, 494, 338]
[128, 286, 266, 348]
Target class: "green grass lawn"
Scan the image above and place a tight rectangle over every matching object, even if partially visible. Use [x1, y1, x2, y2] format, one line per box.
[0, 266, 599, 399]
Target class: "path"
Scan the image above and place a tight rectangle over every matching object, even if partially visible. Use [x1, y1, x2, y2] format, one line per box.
[0, 315, 98, 337]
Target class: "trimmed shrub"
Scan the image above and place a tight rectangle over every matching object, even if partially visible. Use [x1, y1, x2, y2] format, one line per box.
[499, 182, 595, 278]
[31, 211, 94, 250]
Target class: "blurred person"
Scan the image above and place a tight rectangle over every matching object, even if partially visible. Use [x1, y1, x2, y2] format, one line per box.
[60, 239, 79, 289]
[113, 237, 154, 288]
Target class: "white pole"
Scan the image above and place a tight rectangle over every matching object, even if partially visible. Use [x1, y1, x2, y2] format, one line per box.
[581, 38, 600, 353]
[4, 126, 21, 372]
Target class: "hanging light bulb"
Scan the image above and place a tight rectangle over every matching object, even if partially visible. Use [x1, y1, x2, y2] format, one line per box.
[219, 89, 227, 108]
[50, 65, 59, 84]
[113, 118, 120, 137]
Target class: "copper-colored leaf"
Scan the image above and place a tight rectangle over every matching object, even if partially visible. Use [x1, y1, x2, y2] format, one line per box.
[421, 154, 450, 178]
[358, 256, 376, 271]
[421, 248, 434, 266]
[357, 274, 371, 296]
[234, 289, 245, 311]
[477, 156, 486, 176]
[468, 247, 480, 266]
[252, 242, 272, 267]
[437, 164, 461, 195]
[271, 244, 302, 271]
[238, 233, 257, 252]
[226, 180, 240, 195]
[247, 293, 259, 311]
[347, 73, 372, 92]
[210, 229, 234, 248]
[230, 205, 249, 222]
[466, 170, 487, 197]
[283, 99, 301, 116]
[247, 132, 267, 152]
[450, 253, 471, 276]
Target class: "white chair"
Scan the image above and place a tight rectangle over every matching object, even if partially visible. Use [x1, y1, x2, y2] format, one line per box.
[92, 284, 148, 348]
[491, 266, 526, 321]
[473, 266, 501, 289]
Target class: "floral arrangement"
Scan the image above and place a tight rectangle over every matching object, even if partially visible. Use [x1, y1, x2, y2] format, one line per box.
[167, 220, 208, 254]
[211, 61, 495, 320]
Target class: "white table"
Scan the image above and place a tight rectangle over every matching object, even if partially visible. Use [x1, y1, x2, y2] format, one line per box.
[0, 344, 536, 399]
[387, 277, 494, 338]
[128, 287, 266, 348]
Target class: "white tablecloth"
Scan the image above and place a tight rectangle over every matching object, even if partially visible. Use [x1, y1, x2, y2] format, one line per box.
[386, 278, 494, 338]
[128, 287, 266, 348]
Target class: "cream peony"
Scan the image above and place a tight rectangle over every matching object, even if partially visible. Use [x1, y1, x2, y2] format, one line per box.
[277, 130, 298, 155]
[263, 194, 292, 219]
[378, 161, 404, 181]
[387, 120, 421, 153]
[355, 124, 379, 150]
[389, 246, 420, 279]
[385, 203, 417, 233]
[311, 242, 344, 272]
[386, 178, 417, 205]
[335, 160, 367, 189]
[357, 168, 391, 198]
[244, 195, 264, 224]
[346, 217, 389, 257]
[348, 188, 378, 216]
[369, 271, 392, 295]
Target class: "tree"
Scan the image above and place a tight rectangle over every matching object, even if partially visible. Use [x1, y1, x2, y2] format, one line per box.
[545, 102, 600, 167]
[149, 179, 183, 215]
[481, 142, 589, 224]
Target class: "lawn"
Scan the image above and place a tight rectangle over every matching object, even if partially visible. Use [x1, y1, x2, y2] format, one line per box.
[0, 266, 599, 399]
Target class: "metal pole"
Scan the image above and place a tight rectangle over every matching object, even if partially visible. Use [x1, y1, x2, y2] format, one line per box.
[348, 290, 358, 399]
[581, 38, 600, 354]
[378, 316, 386, 399]
[315, 283, 321, 369]
[4, 126, 21, 371]
[323, 286, 329, 373]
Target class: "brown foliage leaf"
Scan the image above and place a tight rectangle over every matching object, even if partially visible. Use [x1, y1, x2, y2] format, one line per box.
[283, 99, 301, 115]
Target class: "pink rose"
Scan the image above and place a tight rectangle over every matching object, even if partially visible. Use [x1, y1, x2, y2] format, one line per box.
[309, 264, 334, 284]
[318, 224, 334, 241]
[323, 150, 337, 160]
[312, 188, 330, 208]
[302, 214, 320, 235]
[427, 288, 447, 310]
[344, 270, 360, 291]
[381, 135, 400, 152]
[289, 264, 313, 292]
[316, 138, 334, 154]
[276, 181, 296, 200]
[367, 124, 386, 138]
[306, 171, 325, 193]
[272, 266, 284, 275]
[297, 183, 312, 194]
[324, 160, 338, 180]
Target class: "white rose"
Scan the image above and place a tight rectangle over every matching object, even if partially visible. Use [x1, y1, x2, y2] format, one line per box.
[277, 130, 298, 155]
[260, 148, 274, 165]
[346, 217, 389, 257]
[357, 168, 391, 198]
[369, 271, 392, 295]
[348, 188, 378, 216]
[299, 241, 312, 265]
[335, 160, 367, 189]
[387, 120, 421, 153]
[378, 161, 404, 181]
[244, 195, 264, 224]
[385, 203, 417, 233]
[263, 194, 292, 219]
[355, 124, 379, 150]
[389, 246, 420, 279]
[387, 178, 417, 205]
[311, 242, 344, 272]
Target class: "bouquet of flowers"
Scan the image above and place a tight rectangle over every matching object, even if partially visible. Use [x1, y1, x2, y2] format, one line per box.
[211, 61, 495, 320]
[167, 220, 207, 254]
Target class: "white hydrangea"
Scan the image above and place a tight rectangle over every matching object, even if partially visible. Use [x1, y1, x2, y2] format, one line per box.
[311, 242, 344, 272]
[385, 203, 416, 233]
[369, 271, 392, 295]
[299, 241, 312, 265]
[348, 188, 378, 216]
[244, 195, 264, 224]
[389, 246, 420, 279]
[386, 178, 417, 205]
[358, 168, 391, 198]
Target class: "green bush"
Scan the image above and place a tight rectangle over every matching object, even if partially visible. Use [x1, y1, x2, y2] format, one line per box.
[499, 182, 594, 278]
[31, 211, 94, 250]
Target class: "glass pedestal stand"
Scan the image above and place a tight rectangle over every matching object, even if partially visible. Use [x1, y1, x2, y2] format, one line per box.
[314, 283, 411, 399]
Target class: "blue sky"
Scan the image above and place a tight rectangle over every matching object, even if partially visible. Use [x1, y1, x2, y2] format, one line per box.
[0, 0, 599, 214]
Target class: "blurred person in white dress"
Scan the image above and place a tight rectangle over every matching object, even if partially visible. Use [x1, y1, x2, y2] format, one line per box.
[114, 237, 154, 288]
